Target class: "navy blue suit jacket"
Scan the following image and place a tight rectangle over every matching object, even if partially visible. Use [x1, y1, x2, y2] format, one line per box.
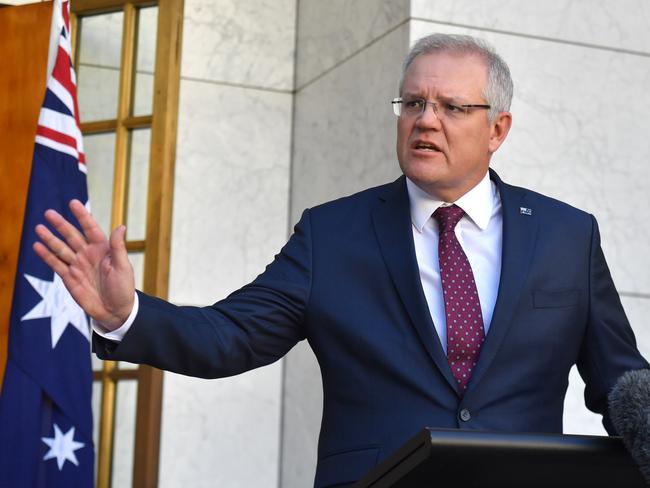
[94, 170, 648, 487]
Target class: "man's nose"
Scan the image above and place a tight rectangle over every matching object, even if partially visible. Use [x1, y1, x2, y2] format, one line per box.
[416, 102, 441, 129]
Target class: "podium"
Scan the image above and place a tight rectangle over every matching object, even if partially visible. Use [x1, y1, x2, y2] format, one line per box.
[354, 428, 646, 487]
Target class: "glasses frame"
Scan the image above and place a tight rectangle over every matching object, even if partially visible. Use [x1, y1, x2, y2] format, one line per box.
[391, 97, 491, 118]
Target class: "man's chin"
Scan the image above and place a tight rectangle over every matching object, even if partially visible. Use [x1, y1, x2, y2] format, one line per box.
[400, 160, 447, 184]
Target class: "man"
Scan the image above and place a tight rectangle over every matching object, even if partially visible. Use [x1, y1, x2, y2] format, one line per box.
[34, 34, 648, 487]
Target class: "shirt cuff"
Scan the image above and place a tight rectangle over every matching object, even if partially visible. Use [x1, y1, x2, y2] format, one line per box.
[91, 292, 140, 342]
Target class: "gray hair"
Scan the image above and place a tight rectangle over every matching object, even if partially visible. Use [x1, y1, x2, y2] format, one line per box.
[399, 33, 513, 122]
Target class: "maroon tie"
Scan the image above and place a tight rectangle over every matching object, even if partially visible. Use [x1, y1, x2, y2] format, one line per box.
[433, 205, 485, 393]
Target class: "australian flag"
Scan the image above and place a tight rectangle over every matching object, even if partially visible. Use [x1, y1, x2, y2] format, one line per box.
[0, 1, 94, 486]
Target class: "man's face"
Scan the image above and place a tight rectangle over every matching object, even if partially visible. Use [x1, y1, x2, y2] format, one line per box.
[396, 51, 510, 201]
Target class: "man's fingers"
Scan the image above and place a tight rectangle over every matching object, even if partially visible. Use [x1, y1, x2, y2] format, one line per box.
[34, 223, 75, 264]
[43, 208, 88, 253]
[109, 225, 130, 270]
[33, 241, 70, 277]
[69, 199, 106, 244]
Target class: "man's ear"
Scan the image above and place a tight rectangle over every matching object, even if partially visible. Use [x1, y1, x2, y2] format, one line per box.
[488, 112, 512, 153]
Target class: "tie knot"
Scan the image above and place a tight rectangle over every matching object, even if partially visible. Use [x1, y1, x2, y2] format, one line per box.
[433, 204, 465, 233]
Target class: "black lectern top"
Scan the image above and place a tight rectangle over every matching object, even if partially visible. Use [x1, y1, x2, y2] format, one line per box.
[355, 428, 646, 487]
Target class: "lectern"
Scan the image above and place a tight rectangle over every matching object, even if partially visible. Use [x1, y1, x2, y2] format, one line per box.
[355, 428, 646, 487]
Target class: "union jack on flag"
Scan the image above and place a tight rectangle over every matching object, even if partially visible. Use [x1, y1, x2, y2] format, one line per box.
[0, 0, 94, 486]
[36, 0, 86, 169]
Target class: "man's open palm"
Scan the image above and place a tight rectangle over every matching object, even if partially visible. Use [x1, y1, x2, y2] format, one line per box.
[33, 199, 135, 331]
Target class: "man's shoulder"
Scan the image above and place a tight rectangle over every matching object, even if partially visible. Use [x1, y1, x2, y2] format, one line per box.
[309, 177, 405, 215]
[290, 177, 407, 236]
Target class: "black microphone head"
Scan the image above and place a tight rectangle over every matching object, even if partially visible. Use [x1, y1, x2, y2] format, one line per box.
[608, 369, 650, 483]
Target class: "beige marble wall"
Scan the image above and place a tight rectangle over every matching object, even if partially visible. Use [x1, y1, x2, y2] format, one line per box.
[160, 1, 295, 487]
[182, 0, 295, 90]
[295, 0, 409, 88]
[410, 0, 650, 53]
[290, 23, 409, 216]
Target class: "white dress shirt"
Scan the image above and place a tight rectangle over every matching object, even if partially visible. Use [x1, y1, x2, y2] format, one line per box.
[96, 172, 504, 346]
[407, 171, 502, 354]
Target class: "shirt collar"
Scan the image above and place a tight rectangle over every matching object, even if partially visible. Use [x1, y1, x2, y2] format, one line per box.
[406, 171, 496, 232]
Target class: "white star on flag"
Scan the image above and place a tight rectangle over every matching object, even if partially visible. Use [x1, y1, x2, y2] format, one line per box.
[41, 424, 85, 470]
[21, 272, 89, 348]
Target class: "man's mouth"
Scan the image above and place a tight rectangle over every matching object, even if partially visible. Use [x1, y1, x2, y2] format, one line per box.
[413, 141, 440, 152]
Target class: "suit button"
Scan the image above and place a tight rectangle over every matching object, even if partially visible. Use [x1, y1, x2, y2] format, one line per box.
[459, 408, 471, 422]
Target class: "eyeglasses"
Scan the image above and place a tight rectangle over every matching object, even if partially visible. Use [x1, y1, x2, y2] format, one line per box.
[392, 97, 491, 120]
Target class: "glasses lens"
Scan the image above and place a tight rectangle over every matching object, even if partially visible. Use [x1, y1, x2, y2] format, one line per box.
[401, 98, 429, 117]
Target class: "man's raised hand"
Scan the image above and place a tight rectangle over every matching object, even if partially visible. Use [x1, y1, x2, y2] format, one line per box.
[33, 199, 135, 331]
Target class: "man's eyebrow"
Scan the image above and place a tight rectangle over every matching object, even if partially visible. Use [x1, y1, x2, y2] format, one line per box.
[401, 92, 424, 99]
[437, 94, 469, 104]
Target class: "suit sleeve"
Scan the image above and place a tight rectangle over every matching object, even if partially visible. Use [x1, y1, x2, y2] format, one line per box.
[93, 209, 313, 378]
[577, 215, 649, 434]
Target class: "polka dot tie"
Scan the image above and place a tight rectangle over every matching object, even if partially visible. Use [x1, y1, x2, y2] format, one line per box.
[433, 205, 485, 394]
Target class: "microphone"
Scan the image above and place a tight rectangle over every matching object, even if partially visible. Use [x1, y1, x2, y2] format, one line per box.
[608, 369, 650, 484]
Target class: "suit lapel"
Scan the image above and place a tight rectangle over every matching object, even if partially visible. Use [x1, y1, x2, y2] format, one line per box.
[371, 177, 458, 392]
[467, 170, 539, 393]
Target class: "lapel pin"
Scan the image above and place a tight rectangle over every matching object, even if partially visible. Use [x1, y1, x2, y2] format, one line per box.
[519, 207, 532, 216]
